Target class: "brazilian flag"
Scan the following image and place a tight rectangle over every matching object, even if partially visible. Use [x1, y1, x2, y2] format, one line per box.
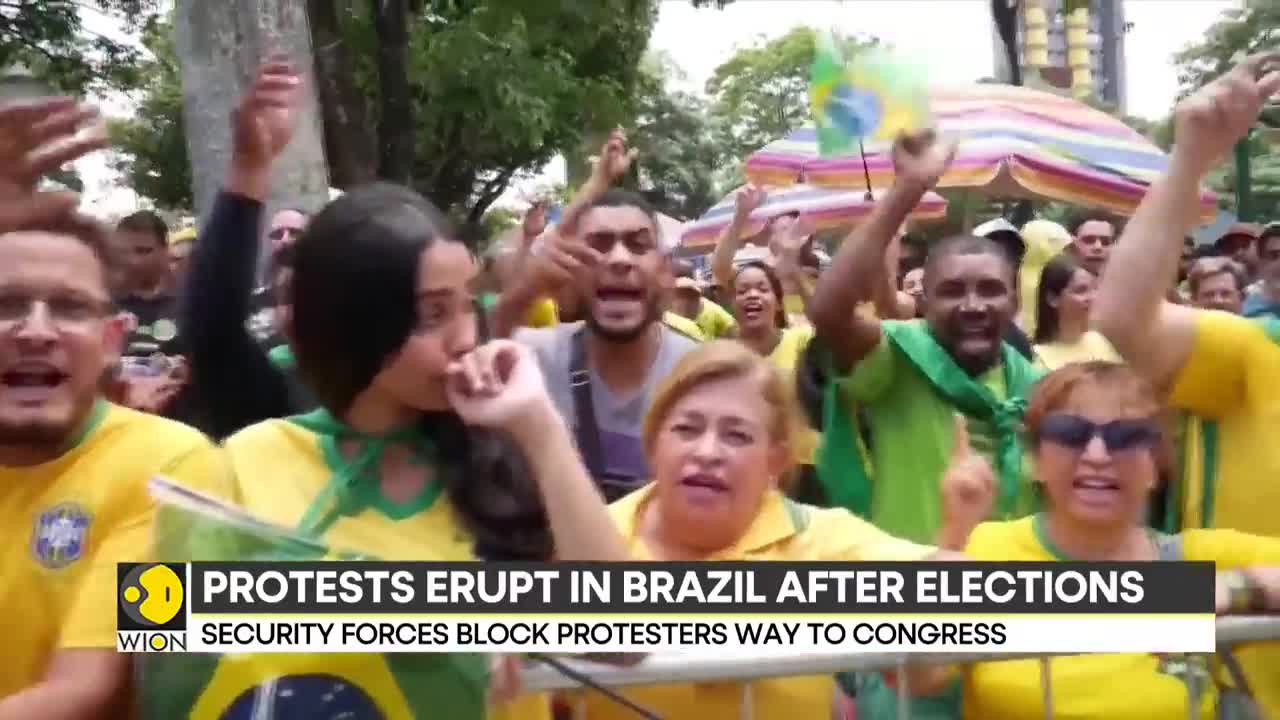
[139, 478, 491, 720]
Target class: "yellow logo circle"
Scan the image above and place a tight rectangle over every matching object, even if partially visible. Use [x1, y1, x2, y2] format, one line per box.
[120, 564, 184, 626]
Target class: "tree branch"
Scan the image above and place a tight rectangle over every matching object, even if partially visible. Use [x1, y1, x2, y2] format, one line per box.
[468, 166, 517, 222]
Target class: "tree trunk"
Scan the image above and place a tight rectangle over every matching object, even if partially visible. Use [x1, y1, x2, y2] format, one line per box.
[373, 0, 413, 184]
[174, 0, 330, 224]
[308, 0, 377, 188]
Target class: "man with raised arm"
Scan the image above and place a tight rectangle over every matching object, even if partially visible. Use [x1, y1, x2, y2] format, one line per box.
[1093, 53, 1280, 538]
[494, 131, 698, 501]
[0, 98, 225, 719]
[1092, 54, 1280, 716]
[802, 130, 1043, 547]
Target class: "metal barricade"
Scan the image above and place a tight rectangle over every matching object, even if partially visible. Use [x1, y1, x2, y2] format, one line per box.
[522, 617, 1280, 720]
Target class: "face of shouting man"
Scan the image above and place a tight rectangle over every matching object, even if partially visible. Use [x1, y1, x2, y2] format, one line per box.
[0, 231, 123, 450]
[578, 199, 666, 343]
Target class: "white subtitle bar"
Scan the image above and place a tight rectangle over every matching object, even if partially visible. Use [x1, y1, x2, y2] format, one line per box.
[166, 615, 1215, 654]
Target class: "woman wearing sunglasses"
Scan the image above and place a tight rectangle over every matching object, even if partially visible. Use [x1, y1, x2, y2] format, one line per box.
[561, 341, 961, 720]
[918, 361, 1280, 718]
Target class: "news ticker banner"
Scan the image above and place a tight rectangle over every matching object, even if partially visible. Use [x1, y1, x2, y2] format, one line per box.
[118, 561, 1216, 654]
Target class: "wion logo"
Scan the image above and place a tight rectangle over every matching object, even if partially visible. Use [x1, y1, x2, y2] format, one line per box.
[116, 563, 188, 653]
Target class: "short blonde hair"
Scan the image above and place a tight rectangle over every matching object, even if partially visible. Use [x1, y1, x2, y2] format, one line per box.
[1024, 361, 1172, 476]
[641, 340, 799, 467]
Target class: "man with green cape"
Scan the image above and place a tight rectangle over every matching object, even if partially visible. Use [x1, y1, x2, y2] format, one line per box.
[803, 129, 1045, 720]
[803, 129, 1044, 546]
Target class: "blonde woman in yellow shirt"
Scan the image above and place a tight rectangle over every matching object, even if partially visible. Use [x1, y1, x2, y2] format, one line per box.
[1031, 254, 1119, 370]
[915, 361, 1280, 719]
[562, 341, 959, 720]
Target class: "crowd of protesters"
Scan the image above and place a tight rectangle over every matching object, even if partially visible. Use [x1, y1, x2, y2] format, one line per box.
[1, 48, 1280, 720]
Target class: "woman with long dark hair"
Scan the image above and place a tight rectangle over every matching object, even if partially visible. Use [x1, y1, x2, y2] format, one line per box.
[159, 182, 626, 720]
[1032, 254, 1119, 370]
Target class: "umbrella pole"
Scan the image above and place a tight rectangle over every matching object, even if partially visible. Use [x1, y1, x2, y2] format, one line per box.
[858, 138, 874, 202]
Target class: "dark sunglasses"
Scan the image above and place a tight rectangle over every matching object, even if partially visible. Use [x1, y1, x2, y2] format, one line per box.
[1038, 414, 1159, 453]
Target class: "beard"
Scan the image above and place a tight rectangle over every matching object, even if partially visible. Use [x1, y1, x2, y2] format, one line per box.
[0, 418, 75, 447]
[586, 293, 662, 343]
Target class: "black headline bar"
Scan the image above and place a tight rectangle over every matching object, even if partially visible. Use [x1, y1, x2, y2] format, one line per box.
[187, 561, 1215, 614]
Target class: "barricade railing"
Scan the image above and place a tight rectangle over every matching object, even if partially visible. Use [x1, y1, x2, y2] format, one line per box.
[522, 616, 1280, 720]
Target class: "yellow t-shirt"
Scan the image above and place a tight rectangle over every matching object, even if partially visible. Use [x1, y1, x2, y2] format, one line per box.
[695, 298, 737, 339]
[766, 325, 820, 465]
[182, 418, 548, 720]
[1168, 311, 1280, 536]
[525, 298, 559, 328]
[566, 484, 934, 720]
[962, 516, 1280, 720]
[0, 401, 224, 697]
[663, 311, 707, 342]
[1032, 330, 1121, 371]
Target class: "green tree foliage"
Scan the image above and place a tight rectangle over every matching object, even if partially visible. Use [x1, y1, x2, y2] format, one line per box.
[1172, 4, 1278, 98]
[113, 0, 657, 219]
[627, 55, 722, 221]
[109, 20, 191, 211]
[0, 0, 159, 92]
[704, 27, 877, 162]
[1172, 3, 1279, 218]
[479, 206, 519, 243]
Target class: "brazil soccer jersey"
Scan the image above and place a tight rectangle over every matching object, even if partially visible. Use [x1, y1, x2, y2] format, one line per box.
[142, 413, 548, 720]
[0, 401, 224, 697]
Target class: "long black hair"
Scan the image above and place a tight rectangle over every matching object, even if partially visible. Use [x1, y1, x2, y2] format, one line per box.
[733, 261, 788, 329]
[1034, 253, 1089, 345]
[291, 182, 550, 561]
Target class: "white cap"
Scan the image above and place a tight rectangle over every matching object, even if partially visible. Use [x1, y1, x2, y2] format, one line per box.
[974, 218, 1020, 238]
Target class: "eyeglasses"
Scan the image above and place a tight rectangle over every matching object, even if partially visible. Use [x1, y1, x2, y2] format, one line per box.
[1038, 414, 1159, 453]
[0, 293, 112, 330]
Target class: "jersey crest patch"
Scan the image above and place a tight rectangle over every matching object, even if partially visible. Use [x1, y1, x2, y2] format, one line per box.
[31, 502, 92, 569]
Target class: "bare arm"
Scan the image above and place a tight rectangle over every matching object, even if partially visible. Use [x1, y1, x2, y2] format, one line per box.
[808, 183, 927, 373]
[510, 402, 628, 562]
[810, 131, 954, 372]
[774, 215, 815, 316]
[874, 232, 918, 320]
[1094, 53, 1280, 390]
[1090, 156, 1203, 390]
[0, 650, 129, 720]
[711, 186, 766, 289]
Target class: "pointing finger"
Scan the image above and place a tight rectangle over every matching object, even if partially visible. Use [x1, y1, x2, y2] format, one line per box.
[950, 414, 971, 461]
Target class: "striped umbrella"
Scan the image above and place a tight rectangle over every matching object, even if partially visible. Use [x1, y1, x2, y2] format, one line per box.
[680, 184, 947, 249]
[744, 84, 1218, 222]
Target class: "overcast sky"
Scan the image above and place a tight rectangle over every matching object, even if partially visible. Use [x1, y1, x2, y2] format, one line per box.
[78, 0, 1236, 215]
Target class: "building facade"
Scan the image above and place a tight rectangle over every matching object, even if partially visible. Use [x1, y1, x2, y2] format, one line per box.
[992, 0, 1128, 111]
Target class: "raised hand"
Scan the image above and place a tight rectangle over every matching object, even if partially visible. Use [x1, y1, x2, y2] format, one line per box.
[940, 414, 996, 539]
[487, 655, 524, 706]
[772, 213, 816, 260]
[122, 371, 187, 415]
[1173, 52, 1280, 177]
[445, 340, 556, 441]
[734, 184, 768, 220]
[0, 97, 106, 231]
[891, 128, 957, 192]
[521, 202, 548, 245]
[522, 230, 602, 297]
[588, 128, 638, 185]
[231, 56, 302, 172]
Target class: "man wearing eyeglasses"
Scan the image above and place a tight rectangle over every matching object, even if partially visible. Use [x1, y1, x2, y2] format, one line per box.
[0, 97, 225, 719]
